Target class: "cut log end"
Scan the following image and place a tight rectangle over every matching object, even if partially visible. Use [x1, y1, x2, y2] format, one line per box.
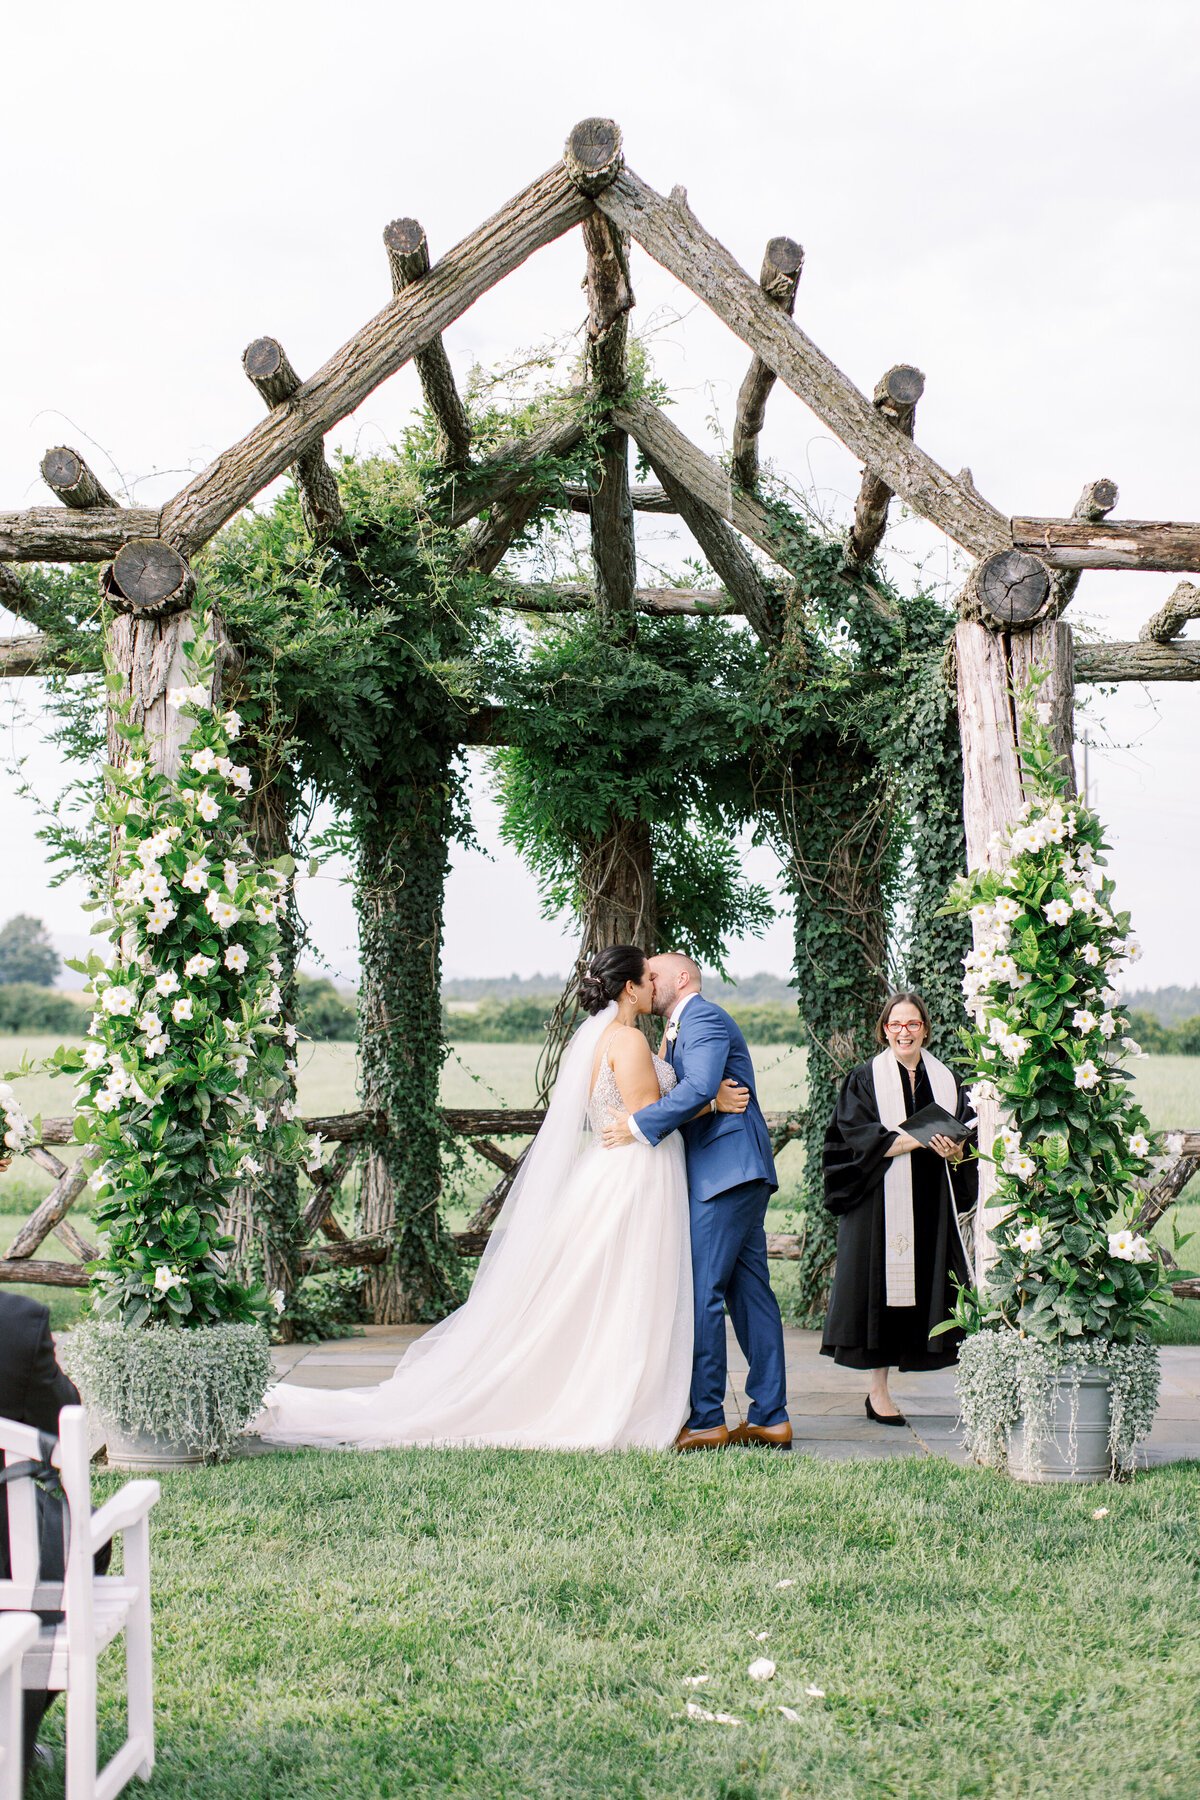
[103, 538, 196, 618]
[243, 337, 286, 382]
[383, 217, 427, 259]
[564, 118, 624, 194]
[764, 235, 804, 277]
[40, 446, 118, 510]
[973, 549, 1052, 626]
[1081, 477, 1119, 517]
[875, 365, 925, 411]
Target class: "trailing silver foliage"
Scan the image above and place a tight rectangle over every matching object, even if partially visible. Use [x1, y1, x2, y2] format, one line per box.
[63, 1321, 273, 1458]
[956, 1332, 1160, 1478]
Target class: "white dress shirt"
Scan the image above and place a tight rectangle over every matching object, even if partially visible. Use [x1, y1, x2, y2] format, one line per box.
[628, 989, 701, 1142]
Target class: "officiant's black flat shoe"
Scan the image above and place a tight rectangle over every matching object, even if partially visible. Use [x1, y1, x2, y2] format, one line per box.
[865, 1396, 907, 1427]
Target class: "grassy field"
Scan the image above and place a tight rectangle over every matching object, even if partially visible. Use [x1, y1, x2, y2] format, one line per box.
[26, 1449, 1200, 1800]
[3, 1037, 1197, 1338]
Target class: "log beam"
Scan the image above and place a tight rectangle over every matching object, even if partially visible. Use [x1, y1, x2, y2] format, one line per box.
[1012, 517, 1200, 573]
[844, 365, 926, 572]
[158, 163, 598, 556]
[487, 578, 732, 617]
[440, 404, 587, 530]
[639, 451, 782, 647]
[0, 1259, 88, 1288]
[565, 482, 671, 514]
[5, 1159, 90, 1260]
[0, 506, 161, 564]
[731, 236, 804, 490]
[297, 1235, 390, 1273]
[383, 218, 472, 470]
[37, 1106, 385, 1147]
[40, 447, 119, 510]
[0, 633, 61, 678]
[1076, 640, 1200, 681]
[1140, 579, 1200, 644]
[242, 337, 349, 544]
[587, 162, 1010, 557]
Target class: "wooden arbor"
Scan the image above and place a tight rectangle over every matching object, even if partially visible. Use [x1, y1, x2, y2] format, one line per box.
[2, 118, 1200, 1305]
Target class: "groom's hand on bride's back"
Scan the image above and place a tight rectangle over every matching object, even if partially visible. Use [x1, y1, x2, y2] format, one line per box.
[603, 1109, 636, 1149]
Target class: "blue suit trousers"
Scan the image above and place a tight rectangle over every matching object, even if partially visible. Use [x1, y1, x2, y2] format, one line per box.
[688, 1178, 788, 1431]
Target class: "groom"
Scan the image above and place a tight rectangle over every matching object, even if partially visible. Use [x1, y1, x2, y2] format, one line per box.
[603, 953, 790, 1451]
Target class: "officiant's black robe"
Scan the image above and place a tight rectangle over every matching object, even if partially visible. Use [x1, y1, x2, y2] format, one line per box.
[820, 1058, 977, 1372]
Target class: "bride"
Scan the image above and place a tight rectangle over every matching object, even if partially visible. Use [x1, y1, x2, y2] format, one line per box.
[256, 944, 746, 1452]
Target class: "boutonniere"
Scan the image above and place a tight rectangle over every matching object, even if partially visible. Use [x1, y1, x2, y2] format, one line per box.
[665, 1021, 680, 1045]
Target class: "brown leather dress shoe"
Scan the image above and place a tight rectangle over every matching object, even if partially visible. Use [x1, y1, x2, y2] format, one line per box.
[727, 1420, 793, 1449]
[674, 1423, 730, 1452]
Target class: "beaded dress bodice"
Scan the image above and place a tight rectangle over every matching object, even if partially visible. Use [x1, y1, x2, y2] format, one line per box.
[588, 1053, 677, 1136]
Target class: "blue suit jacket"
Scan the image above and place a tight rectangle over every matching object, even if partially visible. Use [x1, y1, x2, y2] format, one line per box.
[632, 996, 777, 1203]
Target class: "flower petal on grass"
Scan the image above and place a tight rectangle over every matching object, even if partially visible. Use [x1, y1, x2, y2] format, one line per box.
[805, 1685, 826, 1698]
[1092, 1506, 1110, 1519]
[777, 1706, 802, 1723]
[681, 1675, 710, 1688]
[753, 1631, 770, 1641]
[774, 1579, 795, 1588]
[748, 1658, 776, 1681]
[685, 1702, 742, 1726]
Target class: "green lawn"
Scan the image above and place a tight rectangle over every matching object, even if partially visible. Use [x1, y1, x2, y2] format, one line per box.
[3, 1038, 1197, 1338]
[28, 1450, 1200, 1800]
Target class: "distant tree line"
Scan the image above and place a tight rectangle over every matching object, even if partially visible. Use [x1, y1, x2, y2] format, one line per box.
[1128, 1011, 1200, 1056]
[443, 994, 803, 1045]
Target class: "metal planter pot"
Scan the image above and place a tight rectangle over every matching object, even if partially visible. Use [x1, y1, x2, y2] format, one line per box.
[102, 1423, 205, 1472]
[1008, 1366, 1112, 1483]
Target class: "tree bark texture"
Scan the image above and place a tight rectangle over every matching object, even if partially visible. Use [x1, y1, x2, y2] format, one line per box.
[1140, 580, 1200, 643]
[970, 550, 1052, 626]
[731, 236, 804, 490]
[356, 785, 464, 1324]
[0, 1260, 88, 1289]
[565, 483, 672, 514]
[487, 578, 732, 617]
[4, 1160, 90, 1260]
[590, 168, 1010, 557]
[159, 165, 593, 556]
[384, 219, 473, 470]
[1075, 640, 1200, 681]
[1012, 518, 1200, 572]
[40, 447, 119, 510]
[1, 506, 161, 563]
[242, 337, 348, 544]
[105, 606, 213, 782]
[844, 365, 925, 571]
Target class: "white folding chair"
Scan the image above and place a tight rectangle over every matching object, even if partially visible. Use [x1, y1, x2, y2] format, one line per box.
[0, 1407, 160, 1800]
[0, 1613, 38, 1800]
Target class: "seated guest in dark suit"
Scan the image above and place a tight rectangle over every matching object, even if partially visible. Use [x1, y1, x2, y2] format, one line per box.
[0, 1288, 87, 1780]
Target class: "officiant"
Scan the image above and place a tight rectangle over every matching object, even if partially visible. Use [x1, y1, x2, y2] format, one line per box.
[820, 991, 977, 1426]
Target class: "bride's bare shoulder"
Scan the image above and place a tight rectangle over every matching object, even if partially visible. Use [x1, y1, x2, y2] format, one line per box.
[608, 1024, 654, 1066]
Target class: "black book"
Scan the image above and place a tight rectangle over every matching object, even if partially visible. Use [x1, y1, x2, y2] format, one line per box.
[900, 1103, 975, 1148]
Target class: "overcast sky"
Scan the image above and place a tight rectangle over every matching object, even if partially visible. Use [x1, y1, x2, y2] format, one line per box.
[2, 0, 1197, 990]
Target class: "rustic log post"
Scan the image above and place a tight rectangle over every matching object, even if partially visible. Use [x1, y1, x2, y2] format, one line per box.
[1011, 516, 1200, 572]
[383, 218, 472, 469]
[440, 401, 586, 529]
[1052, 477, 1118, 609]
[731, 236, 804, 490]
[1076, 640, 1200, 681]
[565, 482, 672, 514]
[40, 447, 119, 510]
[101, 539, 205, 781]
[581, 208, 636, 633]
[844, 366, 925, 572]
[242, 337, 349, 545]
[956, 545, 1076, 1287]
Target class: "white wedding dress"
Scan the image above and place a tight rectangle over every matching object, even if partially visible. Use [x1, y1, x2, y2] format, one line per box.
[255, 1004, 692, 1451]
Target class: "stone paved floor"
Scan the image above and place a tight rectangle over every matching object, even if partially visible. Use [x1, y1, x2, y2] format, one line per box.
[268, 1325, 1200, 1467]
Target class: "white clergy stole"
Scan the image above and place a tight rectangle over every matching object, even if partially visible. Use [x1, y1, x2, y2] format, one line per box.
[871, 1048, 959, 1308]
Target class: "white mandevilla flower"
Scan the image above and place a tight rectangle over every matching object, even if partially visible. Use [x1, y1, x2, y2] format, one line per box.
[1074, 1060, 1100, 1090]
[230, 765, 252, 793]
[215, 756, 233, 781]
[970, 902, 993, 928]
[1123, 1037, 1146, 1059]
[101, 985, 136, 1017]
[186, 681, 208, 707]
[1043, 897, 1072, 927]
[283, 1022, 298, 1046]
[239, 1154, 262, 1175]
[167, 686, 191, 709]
[254, 903, 274, 925]
[1166, 1133, 1186, 1158]
[155, 970, 180, 997]
[1131, 1235, 1155, 1264]
[1071, 1010, 1098, 1033]
[1010, 1153, 1037, 1181]
[137, 1010, 162, 1034]
[1044, 819, 1067, 845]
[153, 1265, 185, 1294]
[171, 996, 194, 1023]
[1016, 1224, 1043, 1256]
[1128, 1131, 1151, 1158]
[184, 954, 215, 979]
[995, 895, 1022, 923]
[223, 709, 243, 740]
[998, 1126, 1022, 1155]
[1122, 936, 1143, 963]
[254, 1107, 269, 1133]
[197, 791, 221, 823]
[145, 903, 177, 936]
[1069, 887, 1093, 913]
[211, 901, 239, 930]
[1001, 1033, 1029, 1063]
[92, 1090, 118, 1113]
[1098, 1013, 1117, 1039]
[105, 1068, 131, 1097]
[82, 1042, 106, 1070]
[182, 862, 209, 893]
[1108, 1230, 1136, 1262]
[222, 858, 240, 893]
[1035, 702, 1053, 725]
[1081, 942, 1101, 967]
[233, 1055, 248, 1078]
[271, 1290, 286, 1315]
[144, 1033, 169, 1058]
[224, 943, 250, 974]
[190, 745, 218, 775]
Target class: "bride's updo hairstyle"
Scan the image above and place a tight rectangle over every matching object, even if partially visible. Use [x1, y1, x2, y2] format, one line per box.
[578, 945, 647, 1016]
